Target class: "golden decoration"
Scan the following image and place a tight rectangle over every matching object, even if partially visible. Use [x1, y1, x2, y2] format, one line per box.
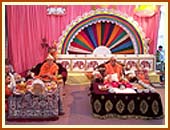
[125, 96, 128, 100]
[94, 99, 101, 113]
[137, 97, 140, 100]
[105, 100, 113, 112]
[93, 113, 164, 120]
[147, 96, 151, 100]
[152, 100, 159, 115]
[114, 95, 117, 99]
[101, 95, 105, 100]
[116, 100, 125, 113]
[140, 100, 148, 114]
[127, 100, 135, 113]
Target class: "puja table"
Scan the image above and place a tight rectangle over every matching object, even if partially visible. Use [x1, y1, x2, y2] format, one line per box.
[90, 81, 164, 120]
[7, 91, 59, 121]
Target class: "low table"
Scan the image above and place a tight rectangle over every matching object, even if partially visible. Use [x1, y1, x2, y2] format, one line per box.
[7, 92, 59, 121]
[90, 82, 164, 120]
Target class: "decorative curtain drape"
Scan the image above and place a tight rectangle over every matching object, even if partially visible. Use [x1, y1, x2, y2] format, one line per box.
[6, 5, 160, 73]
[6, 5, 91, 73]
[116, 5, 161, 54]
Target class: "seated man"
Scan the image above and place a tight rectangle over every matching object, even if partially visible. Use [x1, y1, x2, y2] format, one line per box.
[5, 64, 17, 91]
[136, 69, 150, 84]
[36, 54, 65, 115]
[104, 56, 123, 82]
[124, 64, 150, 84]
[36, 54, 59, 81]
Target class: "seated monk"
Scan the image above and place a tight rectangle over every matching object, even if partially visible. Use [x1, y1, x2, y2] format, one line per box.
[136, 69, 150, 84]
[124, 64, 150, 84]
[104, 56, 123, 82]
[36, 54, 59, 82]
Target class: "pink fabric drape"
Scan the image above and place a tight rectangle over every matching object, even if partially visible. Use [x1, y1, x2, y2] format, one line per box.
[6, 5, 91, 73]
[6, 5, 160, 73]
[116, 5, 160, 54]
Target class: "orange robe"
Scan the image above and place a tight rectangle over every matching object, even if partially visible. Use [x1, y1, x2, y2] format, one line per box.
[38, 62, 59, 81]
[5, 85, 11, 112]
[137, 73, 150, 84]
[105, 62, 123, 81]
[5, 85, 12, 97]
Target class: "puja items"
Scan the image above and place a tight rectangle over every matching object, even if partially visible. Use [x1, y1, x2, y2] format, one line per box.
[14, 73, 25, 83]
[15, 81, 27, 94]
[104, 74, 119, 83]
[104, 81, 133, 89]
[92, 70, 102, 79]
[45, 81, 57, 93]
[98, 84, 108, 91]
[85, 72, 93, 80]
[56, 74, 63, 80]
[26, 79, 34, 92]
[14, 74, 22, 81]
[31, 79, 45, 95]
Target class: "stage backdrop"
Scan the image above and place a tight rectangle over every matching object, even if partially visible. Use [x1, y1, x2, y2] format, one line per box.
[6, 5, 160, 73]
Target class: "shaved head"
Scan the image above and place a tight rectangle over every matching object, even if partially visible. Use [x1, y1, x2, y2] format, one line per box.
[109, 56, 117, 62]
[109, 56, 117, 66]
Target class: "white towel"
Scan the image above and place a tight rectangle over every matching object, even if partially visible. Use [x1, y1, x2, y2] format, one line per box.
[109, 88, 136, 94]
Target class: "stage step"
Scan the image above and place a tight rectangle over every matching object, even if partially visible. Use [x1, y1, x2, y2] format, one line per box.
[66, 72, 91, 85]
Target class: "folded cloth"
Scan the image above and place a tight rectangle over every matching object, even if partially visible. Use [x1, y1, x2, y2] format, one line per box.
[108, 88, 136, 94]
[104, 73, 119, 83]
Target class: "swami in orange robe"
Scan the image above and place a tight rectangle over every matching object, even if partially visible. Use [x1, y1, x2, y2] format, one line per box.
[37, 54, 59, 81]
[104, 57, 123, 81]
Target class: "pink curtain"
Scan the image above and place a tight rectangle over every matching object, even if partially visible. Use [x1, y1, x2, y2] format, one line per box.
[6, 5, 160, 73]
[116, 5, 161, 54]
[6, 5, 91, 73]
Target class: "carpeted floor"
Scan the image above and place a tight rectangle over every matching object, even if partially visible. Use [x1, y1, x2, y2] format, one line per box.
[5, 84, 165, 126]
